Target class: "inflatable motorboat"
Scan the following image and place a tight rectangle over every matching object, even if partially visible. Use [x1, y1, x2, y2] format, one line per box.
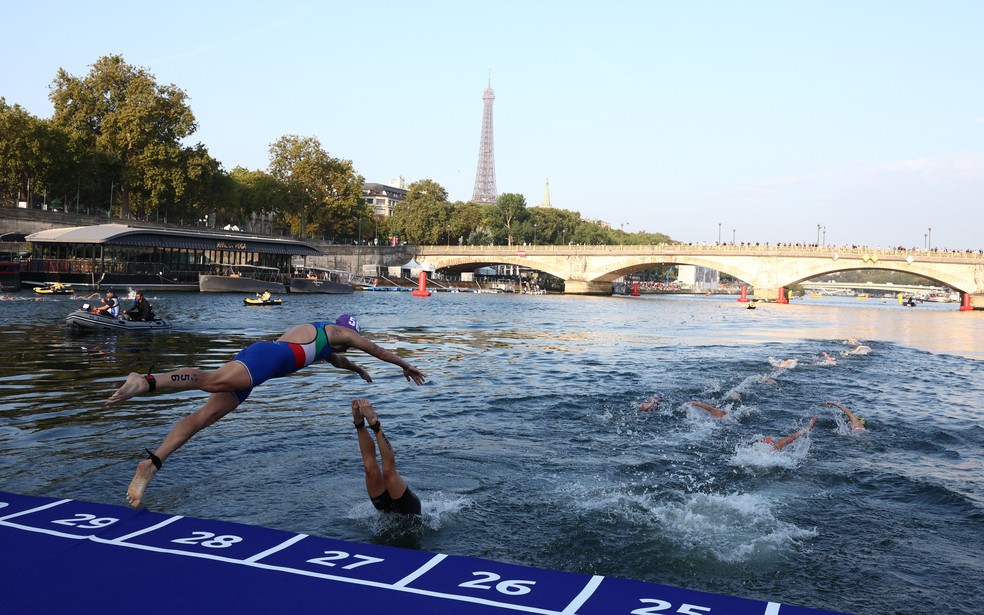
[34, 284, 74, 295]
[244, 297, 283, 306]
[66, 306, 172, 331]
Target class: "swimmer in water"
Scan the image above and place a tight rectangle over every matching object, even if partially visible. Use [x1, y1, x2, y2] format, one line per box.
[823, 401, 866, 432]
[763, 416, 818, 450]
[352, 398, 421, 516]
[639, 397, 660, 411]
[686, 401, 727, 419]
[845, 345, 872, 355]
[820, 352, 838, 365]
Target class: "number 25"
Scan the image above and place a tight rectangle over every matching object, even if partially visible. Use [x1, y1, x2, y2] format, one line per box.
[631, 599, 711, 615]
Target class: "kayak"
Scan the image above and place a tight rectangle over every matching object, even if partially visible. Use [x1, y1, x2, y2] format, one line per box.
[244, 297, 283, 306]
[66, 308, 172, 331]
[34, 286, 74, 295]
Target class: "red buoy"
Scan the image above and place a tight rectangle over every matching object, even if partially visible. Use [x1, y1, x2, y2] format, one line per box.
[632, 281, 640, 296]
[960, 292, 973, 311]
[411, 271, 431, 297]
[777, 287, 789, 304]
[737, 285, 750, 303]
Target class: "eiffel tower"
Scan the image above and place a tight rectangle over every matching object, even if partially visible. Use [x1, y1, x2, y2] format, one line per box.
[471, 76, 497, 204]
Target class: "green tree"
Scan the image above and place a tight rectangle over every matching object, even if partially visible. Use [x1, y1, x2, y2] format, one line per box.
[390, 179, 451, 244]
[268, 135, 365, 239]
[0, 99, 78, 209]
[491, 193, 528, 246]
[228, 167, 288, 233]
[49, 54, 198, 219]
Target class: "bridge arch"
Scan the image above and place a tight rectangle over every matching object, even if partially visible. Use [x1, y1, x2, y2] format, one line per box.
[416, 245, 984, 307]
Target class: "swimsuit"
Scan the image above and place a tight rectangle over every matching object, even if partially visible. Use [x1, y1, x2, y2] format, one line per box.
[371, 487, 422, 516]
[231, 321, 335, 402]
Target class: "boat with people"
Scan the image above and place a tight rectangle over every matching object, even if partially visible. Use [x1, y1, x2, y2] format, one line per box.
[288, 266, 354, 294]
[199, 264, 286, 293]
[66, 305, 172, 331]
[33, 283, 74, 295]
[243, 295, 283, 306]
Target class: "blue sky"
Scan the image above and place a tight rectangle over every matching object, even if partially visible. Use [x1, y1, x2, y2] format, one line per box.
[4, 1, 982, 249]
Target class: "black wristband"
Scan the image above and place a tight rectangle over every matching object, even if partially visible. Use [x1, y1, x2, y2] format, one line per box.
[145, 449, 163, 470]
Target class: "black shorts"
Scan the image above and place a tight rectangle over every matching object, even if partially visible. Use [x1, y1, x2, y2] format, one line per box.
[370, 486, 421, 516]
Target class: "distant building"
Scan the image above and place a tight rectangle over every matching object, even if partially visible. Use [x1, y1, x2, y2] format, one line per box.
[363, 178, 407, 218]
[540, 177, 552, 208]
[677, 265, 720, 290]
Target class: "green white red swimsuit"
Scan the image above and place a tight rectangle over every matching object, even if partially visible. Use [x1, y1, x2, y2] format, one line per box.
[231, 321, 335, 402]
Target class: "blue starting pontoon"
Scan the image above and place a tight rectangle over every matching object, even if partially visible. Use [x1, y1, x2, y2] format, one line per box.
[0, 491, 848, 614]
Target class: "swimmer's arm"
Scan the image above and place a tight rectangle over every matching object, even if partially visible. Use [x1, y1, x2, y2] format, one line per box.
[327, 353, 372, 383]
[823, 401, 851, 415]
[346, 334, 426, 385]
[687, 401, 726, 418]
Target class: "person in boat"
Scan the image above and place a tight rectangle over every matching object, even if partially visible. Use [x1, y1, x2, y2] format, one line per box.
[94, 290, 120, 317]
[106, 314, 426, 508]
[52, 282, 65, 291]
[125, 292, 155, 321]
[763, 416, 818, 450]
[351, 398, 421, 516]
[260, 290, 272, 301]
[823, 401, 867, 432]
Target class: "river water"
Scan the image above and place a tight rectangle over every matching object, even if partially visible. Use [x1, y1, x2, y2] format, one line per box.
[1, 291, 982, 615]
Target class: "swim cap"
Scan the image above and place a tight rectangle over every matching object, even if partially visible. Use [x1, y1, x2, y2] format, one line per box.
[335, 314, 361, 334]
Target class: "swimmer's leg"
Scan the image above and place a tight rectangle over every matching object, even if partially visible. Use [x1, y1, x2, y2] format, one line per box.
[353, 400, 385, 499]
[126, 391, 241, 508]
[359, 401, 409, 499]
[107, 361, 252, 406]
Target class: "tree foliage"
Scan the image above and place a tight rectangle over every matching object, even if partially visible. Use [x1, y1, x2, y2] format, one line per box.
[268, 135, 366, 239]
[390, 179, 451, 244]
[49, 54, 199, 219]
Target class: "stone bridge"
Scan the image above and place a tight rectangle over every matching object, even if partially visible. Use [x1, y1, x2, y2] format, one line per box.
[415, 244, 984, 309]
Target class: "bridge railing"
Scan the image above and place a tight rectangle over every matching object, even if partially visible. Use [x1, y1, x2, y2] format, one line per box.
[417, 243, 984, 261]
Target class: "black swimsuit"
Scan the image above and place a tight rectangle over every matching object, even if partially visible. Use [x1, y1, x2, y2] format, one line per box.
[370, 487, 421, 516]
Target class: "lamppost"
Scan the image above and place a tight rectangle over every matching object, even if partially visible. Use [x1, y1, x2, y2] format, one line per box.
[924, 233, 928, 249]
[447, 224, 451, 247]
[718, 222, 722, 244]
[822, 226, 826, 245]
[109, 181, 115, 219]
[357, 216, 362, 245]
[928, 227, 932, 250]
[732, 228, 736, 244]
[533, 222, 537, 246]
[817, 223, 821, 245]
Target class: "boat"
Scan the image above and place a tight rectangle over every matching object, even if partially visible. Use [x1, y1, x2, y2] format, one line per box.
[926, 292, 955, 303]
[66, 305, 172, 331]
[244, 296, 283, 306]
[199, 264, 286, 293]
[288, 266, 354, 294]
[810, 293, 822, 299]
[856, 293, 869, 300]
[33, 285, 75, 295]
[0, 261, 20, 291]
[22, 224, 320, 291]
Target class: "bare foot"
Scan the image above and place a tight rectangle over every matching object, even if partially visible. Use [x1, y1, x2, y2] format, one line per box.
[126, 458, 158, 508]
[351, 399, 365, 425]
[106, 372, 150, 406]
[357, 398, 379, 426]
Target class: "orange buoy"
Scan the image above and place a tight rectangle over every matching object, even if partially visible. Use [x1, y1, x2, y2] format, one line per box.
[411, 271, 431, 297]
[737, 285, 750, 303]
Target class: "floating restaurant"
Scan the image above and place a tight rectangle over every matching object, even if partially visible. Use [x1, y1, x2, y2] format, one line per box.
[20, 224, 322, 291]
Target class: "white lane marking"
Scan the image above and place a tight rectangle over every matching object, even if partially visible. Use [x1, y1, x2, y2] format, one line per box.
[560, 575, 603, 614]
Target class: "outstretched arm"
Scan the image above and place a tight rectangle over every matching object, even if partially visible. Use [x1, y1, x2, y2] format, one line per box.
[687, 401, 727, 418]
[327, 353, 372, 383]
[771, 416, 818, 450]
[343, 331, 426, 385]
